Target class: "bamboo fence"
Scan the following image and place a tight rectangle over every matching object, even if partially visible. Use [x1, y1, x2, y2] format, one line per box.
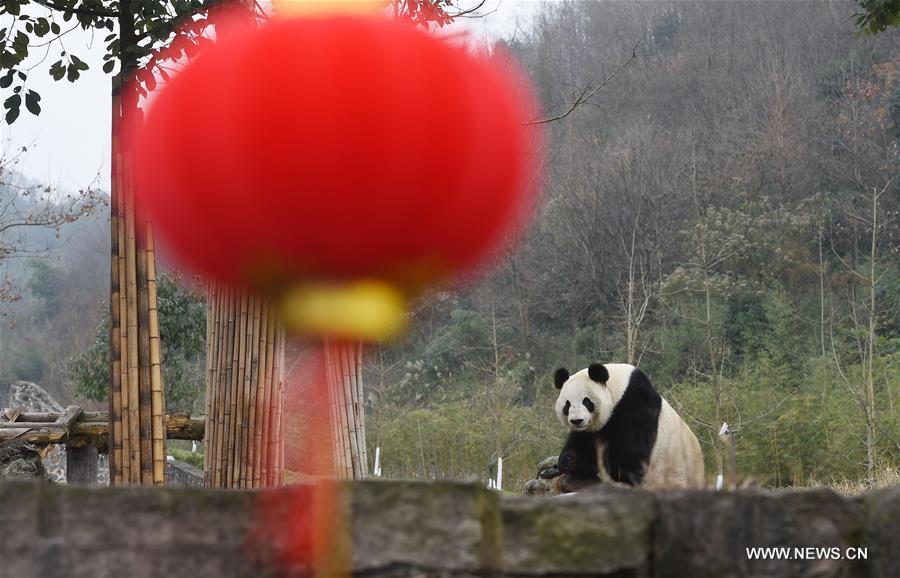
[204, 284, 286, 488]
[108, 84, 166, 486]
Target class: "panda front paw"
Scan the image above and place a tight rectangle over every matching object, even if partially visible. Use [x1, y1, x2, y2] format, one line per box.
[557, 451, 576, 473]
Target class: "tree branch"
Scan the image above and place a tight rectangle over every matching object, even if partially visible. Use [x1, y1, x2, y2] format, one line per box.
[31, 0, 119, 18]
[526, 40, 640, 126]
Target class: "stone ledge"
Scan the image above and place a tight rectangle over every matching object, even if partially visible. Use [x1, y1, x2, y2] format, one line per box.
[0, 480, 897, 578]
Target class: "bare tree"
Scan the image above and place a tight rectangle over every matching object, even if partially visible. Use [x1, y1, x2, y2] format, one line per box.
[830, 179, 895, 484]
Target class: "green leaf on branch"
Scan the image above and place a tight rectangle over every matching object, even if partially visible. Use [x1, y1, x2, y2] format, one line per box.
[70, 54, 89, 71]
[3, 92, 21, 124]
[24, 89, 40, 115]
[34, 18, 50, 37]
[49, 60, 65, 81]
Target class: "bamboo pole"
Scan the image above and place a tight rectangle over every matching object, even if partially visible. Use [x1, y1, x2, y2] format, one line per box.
[355, 343, 368, 477]
[146, 224, 165, 484]
[326, 352, 343, 477]
[231, 293, 249, 487]
[278, 325, 286, 486]
[219, 288, 237, 487]
[204, 283, 217, 486]
[116, 162, 130, 485]
[136, 217, 153, 485]
[260, 304, 276, 486]
[241, 298, 260, 487]
[337, 345, 353, 478]
[108, 98, 123, 484]
[124, 176, 141, 484]
[246, 298, 261, 487]
[251, 303, 268, 487]
[271, 324, 285, 486]
[341, 344, 361, 479]
[205, 287, 230, 488]
[325, 343, 344, 477]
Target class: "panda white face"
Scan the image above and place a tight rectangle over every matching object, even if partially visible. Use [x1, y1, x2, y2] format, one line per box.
[554, 363, 629, 433]
[553, 368, 603, 432]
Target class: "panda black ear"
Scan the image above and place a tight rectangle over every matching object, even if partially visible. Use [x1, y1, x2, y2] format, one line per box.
[588, 363, 609, 384]
[553, 368, 569, 390]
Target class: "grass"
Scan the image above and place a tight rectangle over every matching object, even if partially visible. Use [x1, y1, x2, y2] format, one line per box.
[169, 448, 204, 470]
[805, 464, 900, 496]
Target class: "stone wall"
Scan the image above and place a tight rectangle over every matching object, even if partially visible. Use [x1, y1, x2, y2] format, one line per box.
[0, 480, 897, 578]
[165, 458, 203, 488]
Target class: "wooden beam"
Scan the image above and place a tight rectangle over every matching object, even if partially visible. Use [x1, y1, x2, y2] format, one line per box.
[0, 411, 106, 423]
[55, 406, 84, 428]
[67, 445, 99, 484]
[0, 413, 205, 445]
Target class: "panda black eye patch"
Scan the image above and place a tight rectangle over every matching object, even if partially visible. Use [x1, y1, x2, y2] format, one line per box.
[583, 397, 595, 412]
[563, 401, 571, 416]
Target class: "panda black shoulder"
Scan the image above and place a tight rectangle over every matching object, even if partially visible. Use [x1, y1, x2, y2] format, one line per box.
[595, 367, 662, 485]
[625, 368, 663, 409]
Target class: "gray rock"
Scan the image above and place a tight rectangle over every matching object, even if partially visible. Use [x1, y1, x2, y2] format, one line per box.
[501, 485, 653, 576]
[0, 440, 49, 481]
[351, 480, 500, 575]
[653, 488, 866, 578]
[166, 458, 203, 488]
[858, 486, 900, 578]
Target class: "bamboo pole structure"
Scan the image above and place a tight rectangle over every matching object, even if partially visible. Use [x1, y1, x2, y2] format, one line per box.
[324, 341, 367, 480]
[107, 76, 166, 486]
[203, 285, 286, 489]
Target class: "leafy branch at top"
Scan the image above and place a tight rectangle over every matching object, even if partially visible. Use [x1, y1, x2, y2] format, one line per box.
[0, 0, 228, 124]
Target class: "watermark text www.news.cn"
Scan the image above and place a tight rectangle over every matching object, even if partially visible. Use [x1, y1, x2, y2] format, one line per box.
[746, 547, 867, 561]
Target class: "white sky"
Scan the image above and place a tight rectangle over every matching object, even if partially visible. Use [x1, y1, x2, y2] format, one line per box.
[0, 0, 544, 192]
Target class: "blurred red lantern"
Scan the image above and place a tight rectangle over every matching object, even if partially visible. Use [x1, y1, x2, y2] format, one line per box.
[132, 13, 542, 339]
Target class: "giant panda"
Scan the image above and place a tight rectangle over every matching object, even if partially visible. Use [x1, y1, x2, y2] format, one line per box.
[542, 363, 704, 491]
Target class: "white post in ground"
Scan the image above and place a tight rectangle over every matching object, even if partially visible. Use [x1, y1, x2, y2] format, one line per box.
[496, 456, 503, 492]
[718, 422, 736, 490]
[373, 446, 382, 477]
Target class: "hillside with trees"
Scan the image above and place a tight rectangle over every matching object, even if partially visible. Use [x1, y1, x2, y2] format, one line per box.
[0, 153, 105, 404]
[364, 1, 900, 490]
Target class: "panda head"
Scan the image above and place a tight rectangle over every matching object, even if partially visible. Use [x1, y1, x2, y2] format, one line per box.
[553, 363, 613, 432]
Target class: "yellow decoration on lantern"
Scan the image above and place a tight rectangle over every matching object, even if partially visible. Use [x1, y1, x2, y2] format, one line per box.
[273, 0, 388, 17]
[280, 280, 407, 341]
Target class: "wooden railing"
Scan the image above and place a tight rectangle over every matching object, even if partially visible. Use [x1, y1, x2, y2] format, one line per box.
[0, 406, 204, 484]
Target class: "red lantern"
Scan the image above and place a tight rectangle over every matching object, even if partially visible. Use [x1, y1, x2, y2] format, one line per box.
[132, 13, 542, 339]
